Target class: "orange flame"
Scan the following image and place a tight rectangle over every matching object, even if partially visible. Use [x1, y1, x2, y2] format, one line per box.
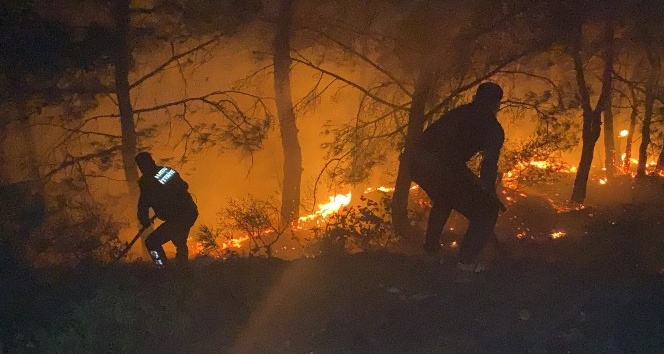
[222, 236, 250, 249]
[298, 192, 352, 224]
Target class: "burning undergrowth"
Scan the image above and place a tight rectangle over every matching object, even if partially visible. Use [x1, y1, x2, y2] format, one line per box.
[195, 196, 291, 259]
[194, 188, 402, 260]
[196, 168, 664, 276]
[298, 189, 397, 255]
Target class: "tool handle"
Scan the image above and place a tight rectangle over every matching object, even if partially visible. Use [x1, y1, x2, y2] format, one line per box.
[112, 215, 157, 263]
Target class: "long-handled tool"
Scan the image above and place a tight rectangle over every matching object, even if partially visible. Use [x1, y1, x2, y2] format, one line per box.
[113, 215, 157, 262]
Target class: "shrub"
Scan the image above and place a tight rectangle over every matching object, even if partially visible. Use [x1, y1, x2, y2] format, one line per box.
[196, 196, 292, 258]
[307, 193, 396, 255]
[27, 181, 122, 266]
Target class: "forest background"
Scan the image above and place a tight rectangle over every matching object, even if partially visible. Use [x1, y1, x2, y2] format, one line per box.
[2, 0, 664, 264]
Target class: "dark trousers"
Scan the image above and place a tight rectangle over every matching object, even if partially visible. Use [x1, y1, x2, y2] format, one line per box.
[411, 156, 499, 264]
[145, 215, 197, 264]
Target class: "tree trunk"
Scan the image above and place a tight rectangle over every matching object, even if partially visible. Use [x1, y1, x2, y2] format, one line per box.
[622, 96, 638, 174]
[657, 107, 664, 174]
[636, 66, 658, 177]
[113, 0, 139, 201]
[603, 92, 616, 181]
[570, 20, 612, 203]
[15, 100, 41, 182]
[10, 88, 41, 181]
[571, 110, 603, 203]
[274, 0, 302, 227]
[656, 137, 664, 175]
[5, 68, 41, 183]
[391, 70, 434, 236]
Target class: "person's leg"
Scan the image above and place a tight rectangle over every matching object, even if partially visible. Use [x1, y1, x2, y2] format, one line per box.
[172, 236, 188, 264]
[424, 202, 452, 254]
[410, 156, 451, 254]
[171, 226, 190, 265]
[446, 168, 500, 265]
[144, 223, 171, 268]
[171, 216, 197, 265]
[458, 205, 499, 264]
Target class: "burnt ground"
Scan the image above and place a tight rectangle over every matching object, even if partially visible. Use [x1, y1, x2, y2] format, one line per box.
[3, 248, 663, 353]
[186, 253, 664, 354]
[2, 176, 664, 353]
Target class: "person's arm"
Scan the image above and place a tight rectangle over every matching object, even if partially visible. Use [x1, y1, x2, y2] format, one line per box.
[178, 173, 189, 191]
[479, 124, 504, 195]
[137, 180, 152, 227]
[171, 171, 189, 191]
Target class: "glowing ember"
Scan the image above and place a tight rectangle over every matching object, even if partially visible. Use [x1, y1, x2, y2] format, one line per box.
[619, 129, 629, 137]
[529, 160, 550, 169]
[502, 158, 578, 189]
[599, 179, 607, 185]
[550, 230, 566, 239]
[364, 186, 395, 193]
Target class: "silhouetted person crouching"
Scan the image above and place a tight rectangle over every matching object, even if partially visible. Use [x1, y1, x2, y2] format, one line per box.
[410, 82, 505, 273]
[135, 152, 198, 268]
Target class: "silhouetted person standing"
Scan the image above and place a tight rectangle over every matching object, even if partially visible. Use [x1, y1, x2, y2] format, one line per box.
[135, 152, 198, 268]
[410, 82, 505, 274]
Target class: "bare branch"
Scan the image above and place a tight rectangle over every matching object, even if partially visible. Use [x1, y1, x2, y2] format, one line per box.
[130, 36, 220, 89]
[289, 51, 410, 111]
[426, 52, 530, 117]
[310, 157, 344, 212]
[34, 123, 121, 139]
[133, 90, 273, 114]
[499, 69, 563, 100]
[300, 26, 412, 96]
[42, 145, 122, 180]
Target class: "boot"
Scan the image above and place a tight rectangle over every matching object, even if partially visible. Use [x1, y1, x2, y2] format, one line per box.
[149, 249, 168, 268]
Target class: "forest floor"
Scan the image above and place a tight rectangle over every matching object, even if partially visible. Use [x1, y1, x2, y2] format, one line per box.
[3, 249, 663, 353]
[2, 176, 664, 353]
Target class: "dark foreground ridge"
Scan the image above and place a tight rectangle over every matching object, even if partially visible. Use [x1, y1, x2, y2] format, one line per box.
[2, 251, 663, 354]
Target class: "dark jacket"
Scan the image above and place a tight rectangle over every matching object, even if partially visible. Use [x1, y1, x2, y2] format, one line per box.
[414, 102, 504, 193]
[137, 166, 197, 226]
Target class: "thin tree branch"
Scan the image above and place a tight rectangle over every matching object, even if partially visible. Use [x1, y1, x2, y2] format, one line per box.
[301, 26, 412, 96]
[42, 145, 122, 180]
[426, 52, 529, 117]
[34, 123, 121, 139]
[289, 51, 410, 111]
[130, 36, 220, 89]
